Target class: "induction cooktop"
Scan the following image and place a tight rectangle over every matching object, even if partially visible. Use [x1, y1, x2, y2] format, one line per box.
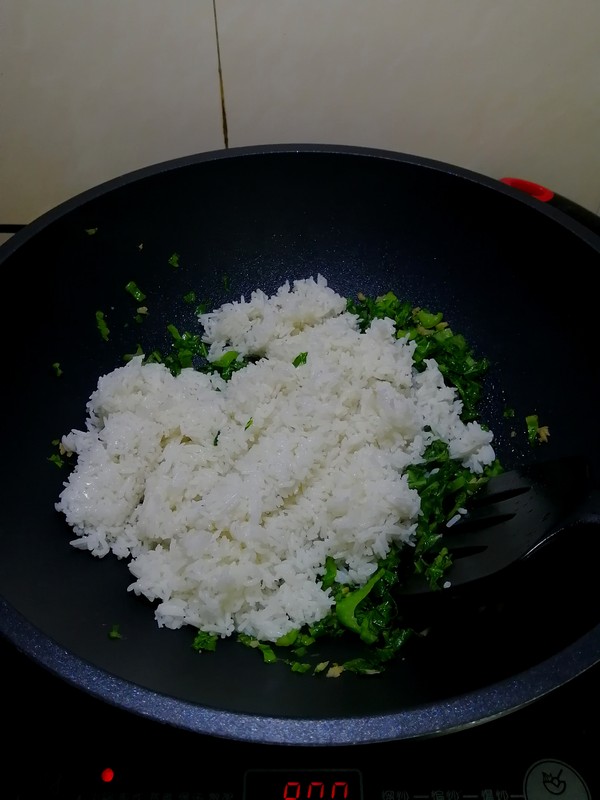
[3, 631, 597, 799]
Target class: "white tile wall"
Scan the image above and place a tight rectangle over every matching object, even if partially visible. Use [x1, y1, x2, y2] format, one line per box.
[217, 0, 600, 213]
[1, 0, 599, 224]
[0, 0, 224, 223]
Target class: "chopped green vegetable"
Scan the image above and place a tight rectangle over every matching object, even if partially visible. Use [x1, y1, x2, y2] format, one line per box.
[143, 327, 252, 380]
[275, 629, 299, 647]
[52, 362, 63, 377]
[183, 291, 196, 304]
[336, 569, 385, 644]
[125, 280, 146, 302]
[192, 630, 218, 652]
[123, 344, 145, 362]
[209, 350, 248, 380]
[168, 252, 180, 268]
[195, 300, 211, 315]
[422, 546, 452, 589]
[290, 661, 312, 674]
[321, 556, 337, 591]
[212, 350, 238, 369]
[159, 325, 209, 375]
[415, 308, 443, 329]
[144, 349, 163, 363]
[301, 548, 416, 674]
[128, 319, 253, 379]
[292, 352, 308, 367]
[526, 413, 549, 445]
[405, 440, 502, 587]
[48, 438, 72, 469]
[85, 227, 98, 235]
[108, 624, 122, 640]
[213, 430, 220, 446]
[95, 310, 109, 341]
[526, 414, 539, 445]
[245, 418, 253, 430]
[503, 407, 515, 419]
[237, 633, 278, 663]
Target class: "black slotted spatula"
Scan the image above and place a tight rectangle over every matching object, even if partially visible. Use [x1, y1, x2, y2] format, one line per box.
[400, 454, 600, 597]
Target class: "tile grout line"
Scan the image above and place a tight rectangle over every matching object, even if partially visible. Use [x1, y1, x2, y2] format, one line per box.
[212, 0, 229, 149]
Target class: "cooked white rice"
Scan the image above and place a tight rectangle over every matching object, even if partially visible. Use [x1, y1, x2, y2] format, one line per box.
[56, 275, 495, 642]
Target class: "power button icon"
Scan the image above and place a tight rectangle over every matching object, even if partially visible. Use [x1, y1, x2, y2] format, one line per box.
[524, 759, 590, 800]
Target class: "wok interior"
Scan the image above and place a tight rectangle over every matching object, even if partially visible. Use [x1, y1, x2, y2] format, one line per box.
[1, 147, 599, 731]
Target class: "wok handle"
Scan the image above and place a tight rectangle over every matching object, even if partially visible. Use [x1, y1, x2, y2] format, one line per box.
[500, 177, 600, 236]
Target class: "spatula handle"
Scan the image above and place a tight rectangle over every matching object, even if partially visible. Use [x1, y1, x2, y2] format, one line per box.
[524, 487, 600, 560]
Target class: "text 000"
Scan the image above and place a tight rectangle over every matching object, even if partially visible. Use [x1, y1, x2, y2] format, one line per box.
[243, 769, 363, 800]
[283, 780, 349, 798]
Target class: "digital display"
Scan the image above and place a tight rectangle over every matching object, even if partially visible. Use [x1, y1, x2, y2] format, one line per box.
[243, 769, 363, 799]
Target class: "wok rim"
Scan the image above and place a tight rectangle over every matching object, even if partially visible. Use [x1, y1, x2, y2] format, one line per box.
[2, 142, 600, 258]
[3, 595, 599, 745]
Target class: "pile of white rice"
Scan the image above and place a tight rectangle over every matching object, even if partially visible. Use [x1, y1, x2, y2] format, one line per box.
[56, 275, 495, 643]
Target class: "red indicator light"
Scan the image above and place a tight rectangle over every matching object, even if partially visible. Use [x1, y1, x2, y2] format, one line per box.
[100, 767, 115, 783]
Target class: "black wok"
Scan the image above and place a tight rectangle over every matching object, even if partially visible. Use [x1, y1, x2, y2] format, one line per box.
[1, 143, 599, 746]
